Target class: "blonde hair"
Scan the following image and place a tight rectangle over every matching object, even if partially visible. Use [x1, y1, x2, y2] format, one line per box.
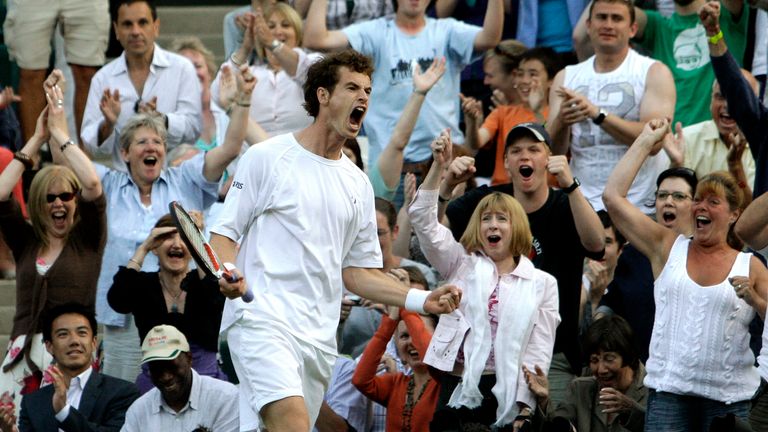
[460, 192, 532, 257]
[263, 3, 303, 55]
[483, 39, 527, 75]
[28, 165, 81, 249]
[170, 36, 218, 79]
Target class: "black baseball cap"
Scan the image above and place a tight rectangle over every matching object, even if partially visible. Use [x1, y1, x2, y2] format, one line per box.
[505, 122, 552, 151]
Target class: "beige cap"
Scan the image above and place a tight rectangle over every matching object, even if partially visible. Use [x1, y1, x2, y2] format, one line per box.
[141, 325, 190, 364]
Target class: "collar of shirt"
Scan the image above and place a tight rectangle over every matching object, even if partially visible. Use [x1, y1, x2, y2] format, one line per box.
[153, 369, 202, 415]
[474, 252, 537, 280]
[68, 367, 93, 406]
[117, 167, 170, 191]
[112, 43, 171, 76]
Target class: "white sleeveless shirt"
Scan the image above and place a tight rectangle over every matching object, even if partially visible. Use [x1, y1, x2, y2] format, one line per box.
[645, 235, 759, 403]
[564, 49, 669, 213]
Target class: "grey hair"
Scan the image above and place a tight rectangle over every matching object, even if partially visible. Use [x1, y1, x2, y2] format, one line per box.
[119, 113, 168, 152]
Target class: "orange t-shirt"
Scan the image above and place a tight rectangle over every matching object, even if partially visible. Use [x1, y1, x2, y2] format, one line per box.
[481, 104, 549, 185]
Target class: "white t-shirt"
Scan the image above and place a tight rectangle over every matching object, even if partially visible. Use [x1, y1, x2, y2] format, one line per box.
[565, 49, 668, 213]
[211, 133, 383, 354]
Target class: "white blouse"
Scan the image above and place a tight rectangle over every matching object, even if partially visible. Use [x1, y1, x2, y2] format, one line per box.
[645, 235, 759, 403]
[211, 48, 322, 137]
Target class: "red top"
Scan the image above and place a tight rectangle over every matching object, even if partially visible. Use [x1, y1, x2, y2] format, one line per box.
[352, 311, 440, 432]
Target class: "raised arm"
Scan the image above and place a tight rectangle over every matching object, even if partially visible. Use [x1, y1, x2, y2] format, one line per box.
[545, 70, 571, 155]
[377, 58, 447, 191]
[473, 0, 504, 51]
[304, 0, 350, 50]
[253, 8, 300, 76]
[351, 308, 400, 403]
[215, 64, 269, 145]
[547, 155, 605, 253]
[602, 119, 676, 275]
[0, 112, 46, 201]
[45, 82, 102, 201]
[203, 65, 255, 182]
[703, 1, 768, 184]
[460, 94, 488, 152]
[735, 192, 768, 249]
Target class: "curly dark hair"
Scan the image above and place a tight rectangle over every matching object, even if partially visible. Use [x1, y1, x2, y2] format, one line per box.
[303, 50, 374, 118]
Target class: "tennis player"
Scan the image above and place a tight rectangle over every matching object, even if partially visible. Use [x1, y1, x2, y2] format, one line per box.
[209, 50, 461, 432]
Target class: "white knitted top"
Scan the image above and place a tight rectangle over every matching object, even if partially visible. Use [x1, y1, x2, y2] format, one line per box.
[645, 236, 760, 403]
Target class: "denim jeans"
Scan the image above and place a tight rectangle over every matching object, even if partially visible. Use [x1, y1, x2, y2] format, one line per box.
[644, 389, 750, 432]
[750, 379, 768, 431]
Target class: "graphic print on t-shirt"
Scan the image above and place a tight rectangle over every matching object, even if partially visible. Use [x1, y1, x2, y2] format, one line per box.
[673, 24, 710, 72]
[389, 55, 436, 83]
[573, 82, 636, 149]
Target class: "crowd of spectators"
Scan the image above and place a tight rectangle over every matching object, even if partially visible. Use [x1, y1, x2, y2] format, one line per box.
[0, 0, 768, 430]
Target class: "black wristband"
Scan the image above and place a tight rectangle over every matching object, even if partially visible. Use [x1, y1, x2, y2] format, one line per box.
[562, 177, 580, 194]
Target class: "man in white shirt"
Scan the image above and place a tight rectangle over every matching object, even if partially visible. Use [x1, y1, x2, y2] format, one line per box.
[0, 303, 139, 431]
[121, 325, 239, 432]
[210, 50, 461, 432]
[674, 69, 760, 188]
[547, 0, 676, 213]
[81, 0, 201, 171]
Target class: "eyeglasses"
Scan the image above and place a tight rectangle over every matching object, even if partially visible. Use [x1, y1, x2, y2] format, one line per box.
[655, 191, 691, 202]
[46, 192, 77, 203]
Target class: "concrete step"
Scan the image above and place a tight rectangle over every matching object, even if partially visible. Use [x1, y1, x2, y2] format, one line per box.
[157, 6, 233, 38]
[156, 33, 228, 65]
[0, 279, 14, 350]
[156, 6, 233, 71]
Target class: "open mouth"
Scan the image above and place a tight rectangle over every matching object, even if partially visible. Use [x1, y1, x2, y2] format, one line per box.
[662, 211, 676, 224]
[519, 165, 534, 179]
[349, 106, 366, 129]
[487, 235, 501, 245]
[168, 249, 185, 259]
[143, 156, 158, 167]
[696, 215, 712, 229]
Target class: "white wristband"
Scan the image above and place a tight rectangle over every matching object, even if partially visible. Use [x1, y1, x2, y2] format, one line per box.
[404, 288, 429, 314]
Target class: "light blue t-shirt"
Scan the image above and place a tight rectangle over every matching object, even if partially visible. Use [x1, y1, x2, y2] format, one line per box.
[343, 17, 480, 165]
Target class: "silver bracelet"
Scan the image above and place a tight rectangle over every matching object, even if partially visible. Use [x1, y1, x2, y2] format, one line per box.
[59, 139, 76, 153]
[230, 53, 245, 66]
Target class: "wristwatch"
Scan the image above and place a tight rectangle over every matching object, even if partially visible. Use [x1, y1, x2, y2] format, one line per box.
[60, 139, 76, 153]
[592, 108, 607, 125]
[562, 177, 581, 194]
[267, 39, 284, 52]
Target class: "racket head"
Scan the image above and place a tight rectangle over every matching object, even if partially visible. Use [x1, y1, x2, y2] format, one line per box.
[168, 201, 221, 278]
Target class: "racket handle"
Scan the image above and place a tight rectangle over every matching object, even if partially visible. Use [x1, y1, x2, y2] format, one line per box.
[242, 289, 254, 303]
[222, 262, 253, 303]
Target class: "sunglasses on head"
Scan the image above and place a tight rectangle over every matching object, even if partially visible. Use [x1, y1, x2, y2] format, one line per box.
[46, 192, 76, 203]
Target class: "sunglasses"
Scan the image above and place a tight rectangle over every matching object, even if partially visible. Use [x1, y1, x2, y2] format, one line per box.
[46, 192, 77, 203]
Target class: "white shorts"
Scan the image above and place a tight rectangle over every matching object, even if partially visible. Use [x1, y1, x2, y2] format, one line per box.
[227, 314, 336, 431]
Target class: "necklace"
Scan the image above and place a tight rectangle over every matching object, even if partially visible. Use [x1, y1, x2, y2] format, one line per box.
[402, 375, 430, 432]
[160, 277, 184, 313]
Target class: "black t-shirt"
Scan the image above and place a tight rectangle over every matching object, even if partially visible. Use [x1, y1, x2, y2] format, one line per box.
[599, 244, 656, 364]
[446, 184, 604, 372]
[108, 268, 226, 352]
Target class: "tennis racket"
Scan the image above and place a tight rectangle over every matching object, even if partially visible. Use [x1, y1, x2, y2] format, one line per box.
[168, 201, 254, 303]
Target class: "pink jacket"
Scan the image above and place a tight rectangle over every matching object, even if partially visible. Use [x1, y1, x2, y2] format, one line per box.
[408, 189, 560, 410]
